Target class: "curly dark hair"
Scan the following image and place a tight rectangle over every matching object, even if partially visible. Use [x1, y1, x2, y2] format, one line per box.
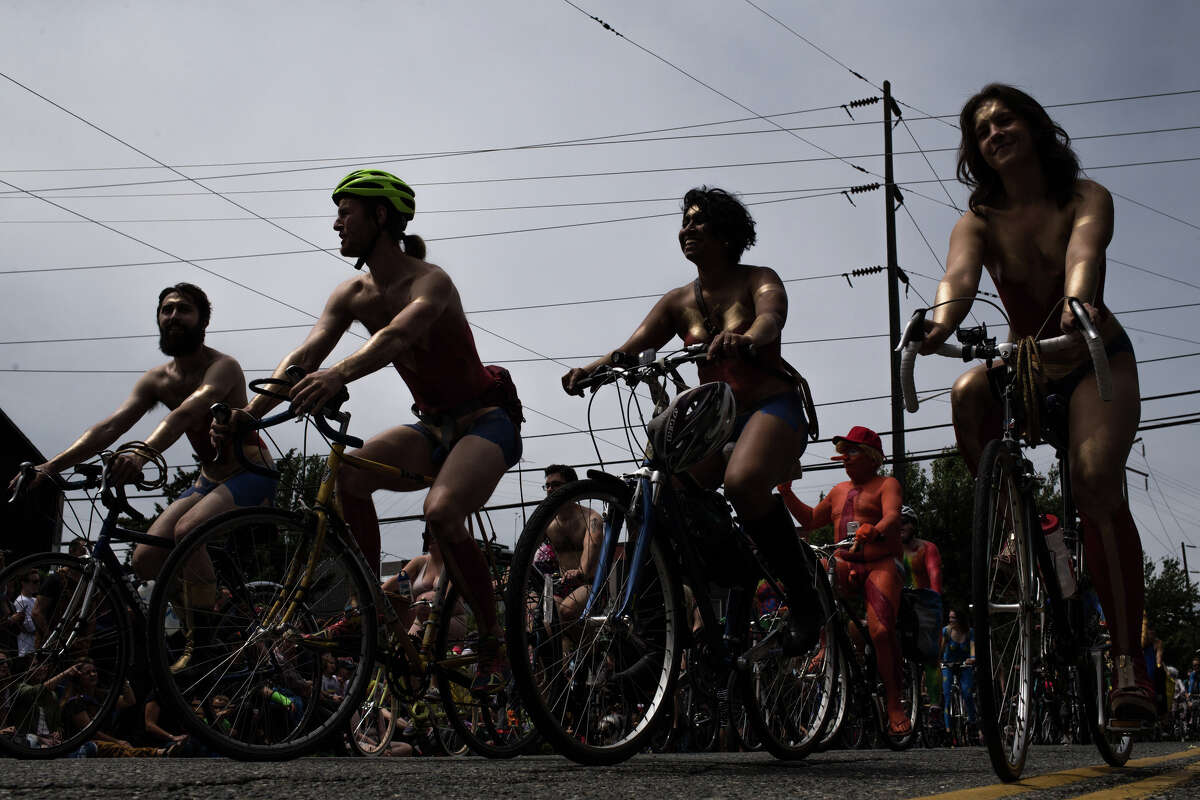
[956, 84, 1080, 216]
[157, 283, 211, 328]
[543, 464, 578, 483]
[681, 186, 757, 262]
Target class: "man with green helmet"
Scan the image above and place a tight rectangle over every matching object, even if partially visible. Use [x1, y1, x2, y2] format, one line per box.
[214, 168, 523, 692]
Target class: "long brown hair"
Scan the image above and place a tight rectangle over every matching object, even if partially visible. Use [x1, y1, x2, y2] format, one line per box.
[956, 84, 1080, 215]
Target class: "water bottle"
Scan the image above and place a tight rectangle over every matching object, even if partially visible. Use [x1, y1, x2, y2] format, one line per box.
[1041, 515, 1077, 598]
[394, 569, 413, 603]
[846, 520, 860, 542]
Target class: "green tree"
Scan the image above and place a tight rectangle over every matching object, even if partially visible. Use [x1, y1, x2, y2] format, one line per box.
[1144, 555, 1200, 669]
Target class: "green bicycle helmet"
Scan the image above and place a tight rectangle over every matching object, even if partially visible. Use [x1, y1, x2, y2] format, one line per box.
[332, 169, 416, 220]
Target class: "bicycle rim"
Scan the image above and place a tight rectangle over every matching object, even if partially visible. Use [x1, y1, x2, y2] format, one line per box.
[434, 581, 538, 758]
[1083, 645, 1133, 765]
[738, 600, 838, 760]
[883, 659, 921, 751]
[973, 439, 1036, 781]
[347, 663, 398, 756]
[147, 508, 377, 760]
[505, 478, 682, 765]
[0, 553, 131, 758]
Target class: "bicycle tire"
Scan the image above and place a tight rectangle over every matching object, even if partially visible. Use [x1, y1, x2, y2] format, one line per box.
[972, 439, 1037, 781]
[434, 580, 538, 758]
[1083, 644, 1133, 766]
[727, 669, 762, 752]
[505, 478, 682, 765]
[737, 591, 839, 760]
[346, 663, 399, 756]
[146, 507, 377, 760]
[0, 553, 132, 758]
[816, 652, 850, 752]
[882, 658, 921, 751]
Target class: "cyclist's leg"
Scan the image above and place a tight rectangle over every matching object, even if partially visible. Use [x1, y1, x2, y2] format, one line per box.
[961, 665, 978, 723]
[1067, 351, 1150, 715]
[723, 401, 816, 625]
[337, 425, 438, 577]
[949, 365, 1003, 475]
[942, 667, 954, 730]
[130, 485, 205, 579]
[424, 432, 511, 640]
[863, 561, 907, 732]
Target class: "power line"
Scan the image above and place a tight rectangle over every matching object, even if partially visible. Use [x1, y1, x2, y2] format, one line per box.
[0, 190, 858, 277]
[4, 89, 1195, 177]
[1111, 190, 1200, 233]
[740, 0, 878, 89]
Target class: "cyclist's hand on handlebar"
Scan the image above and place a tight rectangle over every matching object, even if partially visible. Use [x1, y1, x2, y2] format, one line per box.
[107, 451, 148, 487]
[7, 463, 50, 495]
[289, 368, 346, 416]
[707, 331, 753, 361]
[918, 320, 953, 356]
[562, 366, 594, 397]
[850, 522, 879, 552]
[210, 407, 255, 451]
[1060, 300, 1102, 334]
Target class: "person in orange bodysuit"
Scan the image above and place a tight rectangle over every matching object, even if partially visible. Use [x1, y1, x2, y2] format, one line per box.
[777, 425, 907, 734]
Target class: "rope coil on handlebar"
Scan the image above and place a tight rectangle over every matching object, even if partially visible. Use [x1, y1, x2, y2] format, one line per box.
[1014, 338, 1044, 446]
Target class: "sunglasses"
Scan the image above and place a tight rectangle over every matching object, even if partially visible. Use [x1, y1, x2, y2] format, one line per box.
[544, 481, 566, 491]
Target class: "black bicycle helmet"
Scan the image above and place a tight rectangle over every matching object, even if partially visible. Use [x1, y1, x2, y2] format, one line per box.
[646, 382, 737, 473]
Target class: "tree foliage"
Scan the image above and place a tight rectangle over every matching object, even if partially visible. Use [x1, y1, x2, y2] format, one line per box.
[1144, 555, 1200, 669]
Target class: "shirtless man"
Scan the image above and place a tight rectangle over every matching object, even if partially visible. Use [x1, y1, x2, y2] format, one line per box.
[899, 506, 943, 594]
[920, 84, 1152, 722]
[214, 170, 522, 692]
[6, 284, 274, 578]
[778, 426, 908, 734]
[538, 465, 602, 624]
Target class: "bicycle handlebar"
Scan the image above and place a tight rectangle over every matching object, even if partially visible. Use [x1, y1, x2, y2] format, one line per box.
[896, 298, 1112, 413]
[9, 452, 153, 523]
[214, 364, 365, 480]
[572, 342, 749, 393]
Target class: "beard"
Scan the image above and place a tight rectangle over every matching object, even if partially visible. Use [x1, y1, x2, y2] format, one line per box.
[158, 323, 205, 356]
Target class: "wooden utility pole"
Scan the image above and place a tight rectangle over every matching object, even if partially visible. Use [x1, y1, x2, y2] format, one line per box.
[883, 80, 906, 491]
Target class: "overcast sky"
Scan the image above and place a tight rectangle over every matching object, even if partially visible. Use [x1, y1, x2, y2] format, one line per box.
[2, 1, 1198, 567]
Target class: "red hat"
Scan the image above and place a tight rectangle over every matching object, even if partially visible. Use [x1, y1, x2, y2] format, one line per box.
[1040, 513, 1060, 533]
[832, 426, 884, 455]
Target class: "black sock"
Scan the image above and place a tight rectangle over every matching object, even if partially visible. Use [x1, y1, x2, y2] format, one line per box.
[742, 496, 818, 615]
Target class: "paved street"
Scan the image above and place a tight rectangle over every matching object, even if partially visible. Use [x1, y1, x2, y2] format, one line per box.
[1, 743, 1198, 800]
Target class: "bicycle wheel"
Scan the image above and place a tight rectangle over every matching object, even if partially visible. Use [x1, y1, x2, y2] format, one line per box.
[737, 592, 839, 760]
[434, 580, 538, 758]
[505, 478, 682, 765]
[816, 652, 850, 752]
[882, 658, 921, 751]
[346, 663, 399, 756]
[147, 508, 377, 760]
[727, 669, 762, 752]
[0, 553, 132, 758]
[1083, 645, 1133, 765]
[972, 439, 1037, 781]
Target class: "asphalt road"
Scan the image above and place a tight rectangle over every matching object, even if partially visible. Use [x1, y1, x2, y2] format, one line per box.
[1, 743, 1199, 799]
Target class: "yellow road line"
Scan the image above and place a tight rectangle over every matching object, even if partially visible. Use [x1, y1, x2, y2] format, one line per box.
[1063, 759, 1200, 799]
[905, 748, 1200, 800]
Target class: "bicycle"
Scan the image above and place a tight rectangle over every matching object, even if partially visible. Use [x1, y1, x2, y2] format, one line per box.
[807, 537, 922, 753]
[144, 367, 535, 760]
[0, 445, 171, 758]
[899, 297, 1135, 780]
[941, 661, 978, 747]
[505, 343, 839, 765]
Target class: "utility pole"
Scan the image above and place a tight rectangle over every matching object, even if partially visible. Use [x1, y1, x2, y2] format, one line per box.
[883, 80, 906, 492]
[1184, 542, 1198, 654]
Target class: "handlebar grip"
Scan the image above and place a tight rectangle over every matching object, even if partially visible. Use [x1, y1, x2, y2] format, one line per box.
[895, 309, 927, 353]
[1067, 298, 1112, 402]
[211, 403, 231, 425]
[900, 340, 962, 413]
